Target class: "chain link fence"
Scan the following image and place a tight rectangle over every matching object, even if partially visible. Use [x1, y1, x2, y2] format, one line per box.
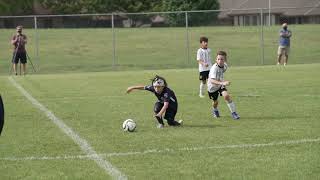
[0, 7, 319, 74]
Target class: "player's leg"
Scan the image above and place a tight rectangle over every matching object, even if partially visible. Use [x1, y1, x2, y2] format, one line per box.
[12, 52, 19, 75]
[12, 63, 18, 75]
[22, 64, 27, 75]
[200, 79, 206, 97]
[208, 91, 220, 118]
[199, 72, 206, 98]
[164, 107, 181, 126]
[21, 52, 27, 75]
[277, 47, 283, 65]
[154, 101, 164, 128]
[221, 90, 240, 120]
[284, 47, 289, 66]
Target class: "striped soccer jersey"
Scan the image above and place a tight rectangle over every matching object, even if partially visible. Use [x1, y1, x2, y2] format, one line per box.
[207, 63, 228, 93]
[197, 48, 212, 72]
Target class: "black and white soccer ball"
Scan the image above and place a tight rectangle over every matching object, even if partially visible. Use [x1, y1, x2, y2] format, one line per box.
[122, 119, 136, 132]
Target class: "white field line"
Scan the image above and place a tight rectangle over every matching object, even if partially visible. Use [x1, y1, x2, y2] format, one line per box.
[1, 137, 319, 161]
[8, 77, 127, 180]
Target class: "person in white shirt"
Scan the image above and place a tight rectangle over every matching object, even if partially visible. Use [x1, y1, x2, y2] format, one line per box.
[197, 37, 212, 98]
[207, 51, 240, 120]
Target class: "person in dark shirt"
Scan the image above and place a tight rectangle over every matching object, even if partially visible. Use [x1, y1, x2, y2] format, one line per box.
[11, 25, 28, 75]
[126, 75, 183, 128]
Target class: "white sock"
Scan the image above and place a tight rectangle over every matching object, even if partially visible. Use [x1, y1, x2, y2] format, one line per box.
[227, 101, 236, 113]
[200, 82, 205, 95]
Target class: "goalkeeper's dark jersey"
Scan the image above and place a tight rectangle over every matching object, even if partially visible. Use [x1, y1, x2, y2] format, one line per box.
[144, 85, 178, 108]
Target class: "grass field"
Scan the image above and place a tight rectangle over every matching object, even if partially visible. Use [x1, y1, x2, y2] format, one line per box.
[0, 25, 320, 75]
[0, 63, 319, 179]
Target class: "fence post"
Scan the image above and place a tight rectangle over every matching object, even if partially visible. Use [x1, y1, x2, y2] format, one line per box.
[260, 9, 265, 65]
[268, 0, 271, 26]
[185, 11, 190, 65]
[112, 13, 116, 68]
[34, 16, 39, 69]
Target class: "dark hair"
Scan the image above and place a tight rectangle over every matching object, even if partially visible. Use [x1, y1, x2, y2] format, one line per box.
[200, 36, 208, 43]
[151, 75, 167, 87]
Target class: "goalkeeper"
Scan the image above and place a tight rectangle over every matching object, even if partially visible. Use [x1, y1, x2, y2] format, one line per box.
[126, 75, 183, 128]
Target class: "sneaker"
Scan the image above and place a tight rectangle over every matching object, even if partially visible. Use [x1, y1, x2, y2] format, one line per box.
[157, 123, 164, 128]
[199, 94, 205, 98]
[212, 110, 220, 118]
[231, 112, 240, 120]
[178, 119, 183, 126]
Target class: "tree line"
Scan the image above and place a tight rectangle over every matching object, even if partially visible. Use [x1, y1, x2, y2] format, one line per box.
[0, 0, 219, 15]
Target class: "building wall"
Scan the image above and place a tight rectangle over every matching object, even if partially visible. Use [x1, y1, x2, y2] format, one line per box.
[219, 0, 320, 25]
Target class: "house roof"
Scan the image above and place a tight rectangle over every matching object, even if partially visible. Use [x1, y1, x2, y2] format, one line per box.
[218, 0, 320, 18]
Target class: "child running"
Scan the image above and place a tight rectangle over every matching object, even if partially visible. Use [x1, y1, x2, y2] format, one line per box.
[207, 51, 240, 120]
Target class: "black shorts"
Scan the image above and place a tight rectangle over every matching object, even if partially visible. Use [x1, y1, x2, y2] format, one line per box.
[208, 87, 227, 101]
[12, 52, 27, 64]
[199, 71, 210, 81]
[154, 101, 177, 121]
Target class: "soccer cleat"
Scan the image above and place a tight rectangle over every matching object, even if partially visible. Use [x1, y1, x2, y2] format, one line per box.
[199, 94, 205, 98]
[157, 123, 164, 128]
[212, 110, 220, 118]
[178, 119, 183, 126]
[231, 112, 240, 120]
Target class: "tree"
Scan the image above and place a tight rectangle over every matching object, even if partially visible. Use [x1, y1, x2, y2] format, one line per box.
[39, 0, 160, 14]
[0, 0, 34, 15]
[160, 0, 220, 26]
[39, 0, 162, 27]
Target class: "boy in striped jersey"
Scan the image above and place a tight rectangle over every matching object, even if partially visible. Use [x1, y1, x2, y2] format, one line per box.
[197, 37, 213, 98]
[207, 51, 240, 120]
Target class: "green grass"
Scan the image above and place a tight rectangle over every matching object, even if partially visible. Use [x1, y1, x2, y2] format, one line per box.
[0, 25, 320, 75]
[0, 64, 319, 179]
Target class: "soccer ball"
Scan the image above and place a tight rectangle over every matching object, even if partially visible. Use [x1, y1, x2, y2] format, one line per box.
[122, 119, 136, 132]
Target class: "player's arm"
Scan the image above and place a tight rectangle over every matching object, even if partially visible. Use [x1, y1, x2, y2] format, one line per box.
[197, 50, 208, 67]
[155, 102, 169, 118]
[209, 78, 230, 86]
[126, 85, 145, 93]
[198, 59, 208, 67]
[11, 36, 18, 45]
[280, 31, 287, 37]
[287, 31, 292, 38]
[23, 35, 27, 44]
